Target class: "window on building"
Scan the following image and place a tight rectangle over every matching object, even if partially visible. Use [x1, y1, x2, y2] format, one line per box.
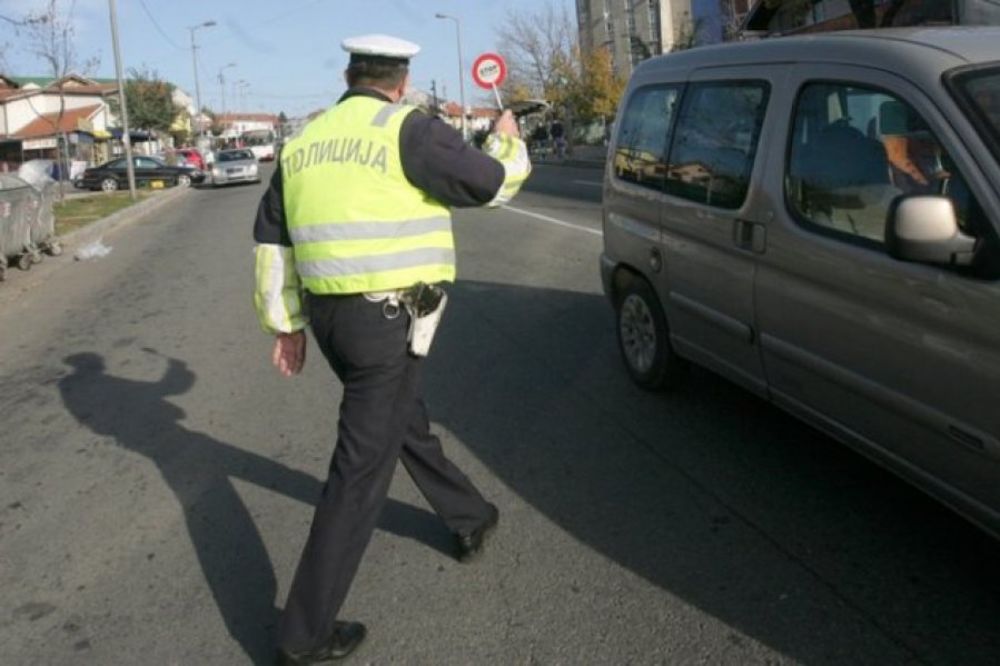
[665, 82, 769, 209]
[648, 0, 661, 52]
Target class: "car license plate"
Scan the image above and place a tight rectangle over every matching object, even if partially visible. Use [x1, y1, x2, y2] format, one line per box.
[151, 180, 164, 189]
[226, 168, 240, 175]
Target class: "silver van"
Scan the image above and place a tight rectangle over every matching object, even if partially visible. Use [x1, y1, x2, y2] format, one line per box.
[600, 28, 1000, 537]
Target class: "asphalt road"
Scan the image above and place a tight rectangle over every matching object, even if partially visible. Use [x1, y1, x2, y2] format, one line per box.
[1, 163, 999, 665]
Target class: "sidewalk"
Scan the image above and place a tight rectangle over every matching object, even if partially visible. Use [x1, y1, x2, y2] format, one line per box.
[532, 143, 607, 169]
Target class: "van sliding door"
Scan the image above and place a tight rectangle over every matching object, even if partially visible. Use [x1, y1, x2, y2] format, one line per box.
[657, 67, 782, 396]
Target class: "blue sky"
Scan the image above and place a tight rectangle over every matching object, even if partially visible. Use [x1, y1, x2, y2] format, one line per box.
[1, 0, 573, 117]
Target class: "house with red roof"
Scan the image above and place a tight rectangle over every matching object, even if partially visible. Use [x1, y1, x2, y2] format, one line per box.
[0, 74, 118, 170]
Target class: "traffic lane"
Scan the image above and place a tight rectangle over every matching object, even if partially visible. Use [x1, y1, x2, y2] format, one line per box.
[0, 176, 313, 664]
[0, 170, 995, 664]
[521, 163, 605, 205]
[492, 164, 604, 239]
[436, 203, 1000, 664]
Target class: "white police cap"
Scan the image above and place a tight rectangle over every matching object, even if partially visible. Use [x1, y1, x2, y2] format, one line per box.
[341, 34, 420, 61]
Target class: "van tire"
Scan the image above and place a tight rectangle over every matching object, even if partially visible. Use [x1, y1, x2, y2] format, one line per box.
[615, 277, 683, 390]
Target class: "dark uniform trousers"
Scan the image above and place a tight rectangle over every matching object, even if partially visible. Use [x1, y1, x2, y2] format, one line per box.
[278, 291, 494, 653]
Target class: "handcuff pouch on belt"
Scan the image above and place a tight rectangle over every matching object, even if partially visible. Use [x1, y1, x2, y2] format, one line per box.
[364, 282, 447, 357]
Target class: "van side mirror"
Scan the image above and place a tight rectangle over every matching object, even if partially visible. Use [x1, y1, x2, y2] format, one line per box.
[885, 196, 977, 267]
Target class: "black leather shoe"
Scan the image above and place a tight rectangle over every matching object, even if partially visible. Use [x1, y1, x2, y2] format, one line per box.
[456, 503, 499, 563]
[276, 621, 366, 664]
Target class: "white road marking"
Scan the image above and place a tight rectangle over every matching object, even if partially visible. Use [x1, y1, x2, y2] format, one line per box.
[500, 205, 603, 237]
[572, 179, 603, 187]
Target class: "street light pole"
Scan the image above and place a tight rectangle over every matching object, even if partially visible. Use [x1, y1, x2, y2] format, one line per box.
[435, 13, 467, 142]
[107, 0, 136, 200]
[238, 81, 250, 113]
[187, 20, 216, 142]
[218, 62, 236, 117]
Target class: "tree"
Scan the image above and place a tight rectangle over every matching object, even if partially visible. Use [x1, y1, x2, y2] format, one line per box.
[495, 1, 578, 106]
[202, 107, 224, 137]
[116, 68, 180, 134]
[566, 46, 627, 124]
[21, 0, 100, 199]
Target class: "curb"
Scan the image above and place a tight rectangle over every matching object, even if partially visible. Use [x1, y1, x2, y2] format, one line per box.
[535, 159, 605, 169]
[532, 152, 606, 169]
[0, 185, 193, 305]
[60, 185, 192, 248]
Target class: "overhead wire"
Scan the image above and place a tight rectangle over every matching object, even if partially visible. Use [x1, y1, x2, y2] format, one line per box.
[136, 0, 184, 51]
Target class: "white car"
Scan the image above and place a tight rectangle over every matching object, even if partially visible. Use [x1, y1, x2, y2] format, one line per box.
[210, 149, 261, 186]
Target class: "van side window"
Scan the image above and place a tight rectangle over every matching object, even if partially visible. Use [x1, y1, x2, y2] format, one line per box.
[613, 86, 680, 190]
[787, 83, 984, 241]
[664, 82, 768, 210]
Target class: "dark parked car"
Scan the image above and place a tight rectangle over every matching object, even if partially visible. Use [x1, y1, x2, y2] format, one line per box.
[80, 156, 206, 192]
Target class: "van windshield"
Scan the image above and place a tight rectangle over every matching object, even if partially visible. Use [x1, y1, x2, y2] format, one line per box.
[953, 65, 1000, 163]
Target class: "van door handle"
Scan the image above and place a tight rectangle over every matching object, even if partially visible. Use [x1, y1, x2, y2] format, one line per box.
[733, 220, 766, 254]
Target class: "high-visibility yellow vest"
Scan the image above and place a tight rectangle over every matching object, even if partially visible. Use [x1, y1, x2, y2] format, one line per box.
[281, 96, 455, 294]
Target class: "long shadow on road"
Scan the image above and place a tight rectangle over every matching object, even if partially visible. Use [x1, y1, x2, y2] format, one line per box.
[57, 352, 449, 665]
[424, 279, 1000, 665]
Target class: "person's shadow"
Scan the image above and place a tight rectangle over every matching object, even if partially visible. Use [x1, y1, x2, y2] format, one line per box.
[58, 351, 450, 664]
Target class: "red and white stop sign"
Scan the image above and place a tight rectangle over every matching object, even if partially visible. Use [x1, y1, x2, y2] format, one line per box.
[471, 52, 507, 90]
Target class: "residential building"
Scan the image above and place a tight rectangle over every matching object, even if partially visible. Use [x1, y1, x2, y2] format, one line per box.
[576, 1, 753, 78]
[0, 74, 118, 171]
[170, 88, 196, 143]
[216, 112, 278, 143]
[440, 102, 499, 134]
[741, 0, 1000, 36]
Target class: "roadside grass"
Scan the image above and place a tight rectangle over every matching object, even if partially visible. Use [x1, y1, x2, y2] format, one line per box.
[54, 191, 153, 236]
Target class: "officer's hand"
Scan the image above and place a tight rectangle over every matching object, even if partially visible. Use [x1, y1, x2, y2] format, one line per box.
[272, 331, 306, 377]
[493, 110, 519, 139]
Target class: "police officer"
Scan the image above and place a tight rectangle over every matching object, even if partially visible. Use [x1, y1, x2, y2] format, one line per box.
[253, 34, 530, 664]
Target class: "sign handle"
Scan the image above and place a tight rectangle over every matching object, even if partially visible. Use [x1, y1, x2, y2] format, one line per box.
[491, 82, 504, 111]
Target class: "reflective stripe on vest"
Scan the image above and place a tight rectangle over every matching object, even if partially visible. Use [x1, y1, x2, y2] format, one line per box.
[281, 96, 455, 294]
[288, 216, 452, 243]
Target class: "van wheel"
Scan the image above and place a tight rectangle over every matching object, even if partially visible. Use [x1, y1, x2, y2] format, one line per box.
[616, 277, 683, 390]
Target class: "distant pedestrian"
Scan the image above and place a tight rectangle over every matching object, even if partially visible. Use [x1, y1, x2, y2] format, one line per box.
[529, 124, 549, 156]
[550, 118, 566, 159]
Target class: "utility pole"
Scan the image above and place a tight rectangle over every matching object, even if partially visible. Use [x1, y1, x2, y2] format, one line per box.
[435, 13, 467, 142]
[430, 79, 438, 116]
[187, 20, 216, 143]
[108, 0, 136, 200]
[218, 62, 235, 117]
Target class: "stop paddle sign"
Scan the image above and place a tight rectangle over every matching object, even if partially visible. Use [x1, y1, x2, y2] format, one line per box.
[471, 53, 507, 90]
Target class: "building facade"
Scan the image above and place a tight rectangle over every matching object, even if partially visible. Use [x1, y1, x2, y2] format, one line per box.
[0, 75, 118, 170]
[576, 0, 749, 78]
[742, 0, 1000, 36]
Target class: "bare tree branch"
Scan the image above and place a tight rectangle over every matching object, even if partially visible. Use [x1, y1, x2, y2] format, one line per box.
[20, 0, 101, 199]
[495, 1, 577, 101]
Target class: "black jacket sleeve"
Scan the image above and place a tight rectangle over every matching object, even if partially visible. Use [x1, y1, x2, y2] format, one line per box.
[253, 163, 291, 246]
[399, 111, 505, 208]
